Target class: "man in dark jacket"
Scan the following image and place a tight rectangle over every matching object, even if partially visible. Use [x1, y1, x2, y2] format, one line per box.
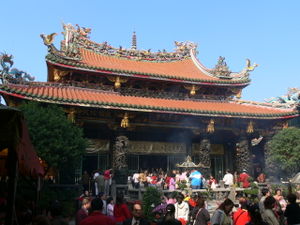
[79, 198, 115, 225]
[123, 203, 150, 225]
[284, 193, 300, 225]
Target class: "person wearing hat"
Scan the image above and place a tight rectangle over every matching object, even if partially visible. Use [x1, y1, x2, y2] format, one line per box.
[239, 169, 250, 188]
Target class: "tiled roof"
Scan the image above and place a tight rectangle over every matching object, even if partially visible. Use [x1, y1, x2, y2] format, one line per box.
[0, 83, 297, 119]
[46, 48, 250, 85]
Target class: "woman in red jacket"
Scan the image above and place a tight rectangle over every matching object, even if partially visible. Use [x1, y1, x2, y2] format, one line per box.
[113, 194, 131, 225]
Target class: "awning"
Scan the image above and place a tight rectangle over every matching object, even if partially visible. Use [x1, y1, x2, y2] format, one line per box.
[0, 105, 44, 176]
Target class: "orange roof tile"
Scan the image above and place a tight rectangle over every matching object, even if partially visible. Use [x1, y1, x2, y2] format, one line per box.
[47, 49, 250, 85]
[80, 48, 218, 81]
[0, 83, 297, 119]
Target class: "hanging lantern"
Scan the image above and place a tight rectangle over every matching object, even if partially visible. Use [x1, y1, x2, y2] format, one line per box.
[183, 85, 199, 96]
[120, 113, 129, 128]
[207, 119, 215, 133]
[247, 121, 254, 133]
[114, 76, 121, 89]
[190, 85, 196, 95]
[67, 109, 75, 123]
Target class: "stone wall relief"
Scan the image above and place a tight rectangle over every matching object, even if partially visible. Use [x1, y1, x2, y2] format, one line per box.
[235, 138, 251, 173]
[113, 136, 129, 169]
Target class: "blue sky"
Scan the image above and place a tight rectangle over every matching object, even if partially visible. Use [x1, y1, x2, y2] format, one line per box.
[1, 0, 299, 102]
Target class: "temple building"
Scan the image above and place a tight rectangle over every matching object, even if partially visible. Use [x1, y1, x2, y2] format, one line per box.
[0, 24, 299, 180]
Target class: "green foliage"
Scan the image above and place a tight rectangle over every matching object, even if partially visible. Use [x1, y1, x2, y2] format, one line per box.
[176, 180, 187, 190]
[198, 191, 211, 200]
[142, 187, 162, 220]
[38, 183, 79, 217]
[19, 102, 86, 176]
[244, 188, 259, 202]
[248, 177, 254, 183]
[244, 188, 258, 196]
[266, 127, 300, 178]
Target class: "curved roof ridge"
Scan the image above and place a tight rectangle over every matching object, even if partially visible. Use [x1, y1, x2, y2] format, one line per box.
[79, 40, 193, 62]
[234, 99, 296, 111]
[80, 47, 187, 63]
[190, 49, 217, 78]
[190, 49, 254, 82]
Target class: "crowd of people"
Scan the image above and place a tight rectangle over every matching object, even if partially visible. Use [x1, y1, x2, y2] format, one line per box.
[72, 185, 300, 225]
[126, 168, 266, 191]
[81, 169, 113, 196]
[81, 167, 268, 197]
[2, 167, 298, 225]
[1, 168, 300, 225]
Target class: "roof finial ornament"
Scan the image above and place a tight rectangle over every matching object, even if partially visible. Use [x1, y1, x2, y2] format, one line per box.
[211, 56, 232, 78]
[131, 31, 137, 50]
[240, 59, 258, 78]
[40, 33, 58, 53]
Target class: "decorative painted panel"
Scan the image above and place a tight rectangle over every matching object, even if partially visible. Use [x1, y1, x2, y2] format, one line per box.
[86, 139, 110, 153]
[128, 141, 186, 154]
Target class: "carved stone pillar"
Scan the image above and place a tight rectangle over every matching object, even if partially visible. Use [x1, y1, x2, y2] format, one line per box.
[112, 136, 129, 169]
[112, 135, 129, 184]
[185, 131, 192, 156]
[263, 129, 278, 180]
[235, 136, 251, 173]
[199, 136, 211, 177]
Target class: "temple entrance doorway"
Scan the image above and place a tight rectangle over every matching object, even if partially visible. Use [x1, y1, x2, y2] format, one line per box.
[139, 155, 168, 171]
[211, 155, 224, 181]
[82, 153, 109, 175]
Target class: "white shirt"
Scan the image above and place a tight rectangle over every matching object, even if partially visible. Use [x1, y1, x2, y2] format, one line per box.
[93, 172, 99, 180]
[132, 173, 140, 183]
[223, 173, 234, 186]
[107, 203, 114, 216]
[102, 199, 107, 215]
[175, 201, 189, 221]
[131, 217, 140, 225]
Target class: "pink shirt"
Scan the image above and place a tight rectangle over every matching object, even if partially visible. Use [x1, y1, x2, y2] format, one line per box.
[169, 177, 176, 191]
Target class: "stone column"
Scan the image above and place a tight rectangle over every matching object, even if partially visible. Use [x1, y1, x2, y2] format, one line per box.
[263, 130, 278, 181]
[112, 135, 129, 184]
[199, 135, 211, 177]
[185, 131, 192, 157]
[235, 136, 251, 173]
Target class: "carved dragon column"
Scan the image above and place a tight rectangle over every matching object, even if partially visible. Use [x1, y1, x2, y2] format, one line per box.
[112, 135, 129, 184]
[235, 135, 251, 174]
[199, 135, 211, 177]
